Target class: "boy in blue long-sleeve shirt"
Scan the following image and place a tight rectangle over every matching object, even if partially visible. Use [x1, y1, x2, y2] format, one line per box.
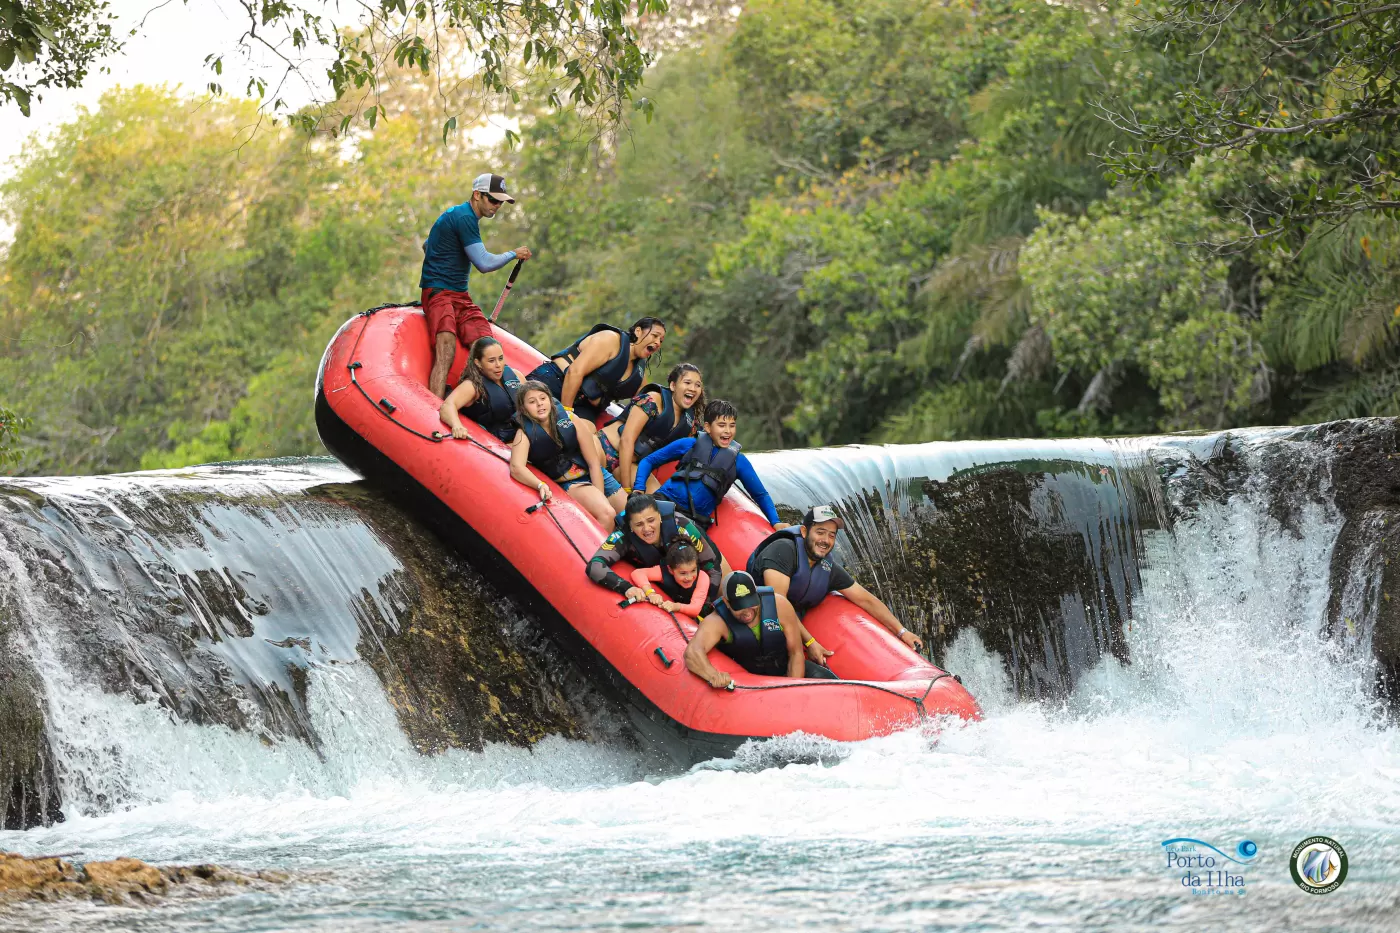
[632, 399, 786, 528]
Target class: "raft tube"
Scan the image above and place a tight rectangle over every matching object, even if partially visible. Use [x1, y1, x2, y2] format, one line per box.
[316, 305, 980, 763]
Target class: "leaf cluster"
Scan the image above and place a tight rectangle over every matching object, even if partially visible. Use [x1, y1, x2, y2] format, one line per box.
[0, 0, 117, 114]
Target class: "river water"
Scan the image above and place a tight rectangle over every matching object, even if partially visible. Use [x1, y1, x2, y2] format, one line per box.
[2, 441, 1398, 931]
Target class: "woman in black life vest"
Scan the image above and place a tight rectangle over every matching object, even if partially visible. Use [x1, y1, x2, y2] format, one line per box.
[599, 363, 704, 490]
[509, 381, 627, 526]
[438, 337, 522, 443]
[526, 317, 666, 423]
[587, 493, 723, 601]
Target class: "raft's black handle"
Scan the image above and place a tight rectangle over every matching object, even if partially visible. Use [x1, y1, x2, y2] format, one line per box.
[724, 681, 736, 692]
[377, 397, 396, 413]
[654, 647, 674, 668]
[618, 596, 640, 608]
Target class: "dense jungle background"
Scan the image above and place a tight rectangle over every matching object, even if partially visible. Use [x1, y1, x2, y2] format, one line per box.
[2, 0, 1398, 475]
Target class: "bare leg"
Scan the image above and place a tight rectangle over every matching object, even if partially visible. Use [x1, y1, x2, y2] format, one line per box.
[606, 487, 629, 515]
[429, 332, 457, 398]
[568, 485, 617, 527]
[644, 474, 662, 493]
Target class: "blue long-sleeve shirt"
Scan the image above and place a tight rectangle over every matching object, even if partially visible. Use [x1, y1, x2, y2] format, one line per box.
[634, 437, 781, 525]
[420, 201, 516, 291]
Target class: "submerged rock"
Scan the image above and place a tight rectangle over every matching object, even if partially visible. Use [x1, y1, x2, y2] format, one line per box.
[0, 851, 288, 905]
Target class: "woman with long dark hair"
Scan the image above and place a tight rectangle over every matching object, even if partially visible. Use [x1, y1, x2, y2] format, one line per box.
[526, 317, 666, 423]
[598, 362, 704, 490]
[586, 492, 723, 602]
[438, 337, 522, 443]
[509, 381, 627, 526]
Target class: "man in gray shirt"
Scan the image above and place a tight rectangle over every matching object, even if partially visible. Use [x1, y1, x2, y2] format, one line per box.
[746, 505, 924, 652]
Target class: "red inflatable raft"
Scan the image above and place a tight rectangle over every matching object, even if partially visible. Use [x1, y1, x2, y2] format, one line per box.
[316, 305, 980, 762]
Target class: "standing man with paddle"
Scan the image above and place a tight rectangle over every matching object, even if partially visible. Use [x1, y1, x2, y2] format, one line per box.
[420, 173, 532, 398]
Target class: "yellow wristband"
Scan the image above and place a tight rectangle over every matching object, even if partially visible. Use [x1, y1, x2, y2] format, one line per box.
[804, 637, 815, 648]
[645, 588, 655, 594]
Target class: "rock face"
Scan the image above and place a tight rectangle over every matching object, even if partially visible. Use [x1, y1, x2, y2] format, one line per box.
[1142, 418, 1400, 704]
[0, 580, 61, 830]
[0, 463, 632, 830]
[763, 453, 1158, 701]
[0, 851, 286, 906]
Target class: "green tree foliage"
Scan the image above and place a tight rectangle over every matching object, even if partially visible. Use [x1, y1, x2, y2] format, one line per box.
[0, 0, 118, 115]
[0, 405, 26, 465]
[0, 78, 491, 473]
[3, 0, 1399, 476]
[2, 0, 665, 143]
[1105, 1, 1400, 237]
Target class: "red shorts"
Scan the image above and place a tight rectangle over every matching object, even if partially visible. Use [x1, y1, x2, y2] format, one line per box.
[422, 288, 492, 351]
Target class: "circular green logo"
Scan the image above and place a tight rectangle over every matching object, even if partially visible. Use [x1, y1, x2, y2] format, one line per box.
[1290, 836, 1348, 894]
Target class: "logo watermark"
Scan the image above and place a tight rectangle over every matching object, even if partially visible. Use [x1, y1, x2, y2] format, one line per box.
[1290, 836, 1348, 895]
[1161, 838, 1258, 895]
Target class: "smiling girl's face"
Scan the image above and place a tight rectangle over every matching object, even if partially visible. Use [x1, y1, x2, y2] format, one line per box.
[670, 560, 699, 588]
[672, 371, 703, 410]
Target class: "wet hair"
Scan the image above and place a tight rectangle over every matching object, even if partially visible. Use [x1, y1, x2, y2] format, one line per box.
[514, 379, 562, 444]
[703, 399, 738, 424]
[463, 337, 504, 408]
[666, 362, 706, 414]
[628, 317, 666, 343]
[665, 541, 699, 569]
[624, 492, 661, 524]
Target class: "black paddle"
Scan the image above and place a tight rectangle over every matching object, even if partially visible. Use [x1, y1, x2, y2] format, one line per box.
[489, 259, 524, 323]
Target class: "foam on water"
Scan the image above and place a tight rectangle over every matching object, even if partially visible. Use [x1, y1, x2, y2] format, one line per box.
[4, 448, 1400, 930]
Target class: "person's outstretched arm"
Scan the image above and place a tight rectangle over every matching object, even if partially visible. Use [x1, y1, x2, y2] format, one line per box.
[465, 242, 531, 273]
[439, 381, 481, 439]
[775, 595, 806, 678]
[632, 437, 695, 492]
[839, 582, 923, 651]
[616, 391, 662, 488]
[734, 453, 781, 525]
[558, 330, 620, 411]
[671, 573, 711, 618]
[588, 532, 644, 599]
[684, 614, 733, 689]
[509, 431, 549, 500]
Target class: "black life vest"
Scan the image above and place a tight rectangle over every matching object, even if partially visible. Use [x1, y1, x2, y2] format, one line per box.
[515, 411, 586, 481]
[614, 499, 681, 568]
[745, 527, 838, 610]
[551, 324, 646, 407]
[656, 563, 697, 603]
[461, 365, 522, 444]
[673, 434, 741, 516]
[626, 384, 698, 459]
[712, 587, 786, 676]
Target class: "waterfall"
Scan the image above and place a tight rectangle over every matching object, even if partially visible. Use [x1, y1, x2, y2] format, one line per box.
[3, 419, 1397, 829]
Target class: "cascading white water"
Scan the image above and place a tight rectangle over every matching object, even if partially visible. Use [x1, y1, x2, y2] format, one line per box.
[2, 442, 1397, 931]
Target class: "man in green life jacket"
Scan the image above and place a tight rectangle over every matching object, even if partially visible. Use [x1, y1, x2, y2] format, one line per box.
[684, 571, 838, 689]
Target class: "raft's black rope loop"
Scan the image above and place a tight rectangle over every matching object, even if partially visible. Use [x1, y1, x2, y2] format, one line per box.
[728, 671, 953, 723]
[540, 501, 591, 565]
[342, 306, 943, 721]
